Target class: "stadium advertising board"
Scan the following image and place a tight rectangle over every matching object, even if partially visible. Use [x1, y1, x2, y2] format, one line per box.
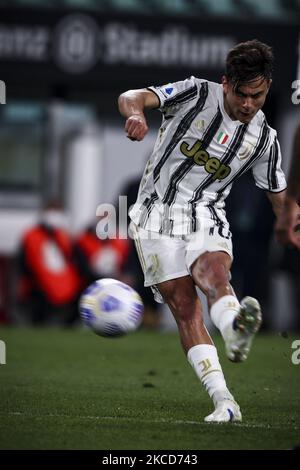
[0, 9, 298, 92]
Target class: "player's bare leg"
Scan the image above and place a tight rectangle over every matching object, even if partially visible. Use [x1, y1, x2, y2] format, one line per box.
[157, 276, 241, 423]
[187, 251, 262, 422]
[191, 251, 234, 309]
[191, 251, 262, 363]
[157, 276, 212, 352]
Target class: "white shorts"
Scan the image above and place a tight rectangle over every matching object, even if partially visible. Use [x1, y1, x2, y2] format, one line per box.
[131, 220, 233, 303]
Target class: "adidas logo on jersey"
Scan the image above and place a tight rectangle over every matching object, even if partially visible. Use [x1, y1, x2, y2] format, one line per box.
[180, 139, 231, 181]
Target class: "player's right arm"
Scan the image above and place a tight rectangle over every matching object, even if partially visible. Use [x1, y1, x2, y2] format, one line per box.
[118, 89, 160, 141]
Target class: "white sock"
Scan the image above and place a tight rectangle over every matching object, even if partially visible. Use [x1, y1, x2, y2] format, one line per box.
[187, 344, 234, 405]
[210, 295, 240, 340]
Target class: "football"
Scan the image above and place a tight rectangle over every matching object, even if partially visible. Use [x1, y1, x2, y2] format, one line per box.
[79, 278, 144, 337]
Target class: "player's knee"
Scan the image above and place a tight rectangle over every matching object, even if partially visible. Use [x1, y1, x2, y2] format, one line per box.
[209, 261, 229, 286]
[192, 255, 230, 291]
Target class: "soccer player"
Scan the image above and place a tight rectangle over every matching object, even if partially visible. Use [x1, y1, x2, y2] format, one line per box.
[118, 40, 287, 422]
[275, 125, 300, 248]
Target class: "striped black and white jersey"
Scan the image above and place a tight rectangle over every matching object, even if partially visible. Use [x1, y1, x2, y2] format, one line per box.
[129, 76, 286, 236]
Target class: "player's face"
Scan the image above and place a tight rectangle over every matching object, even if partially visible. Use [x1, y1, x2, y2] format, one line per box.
[222, 76, 271, 124]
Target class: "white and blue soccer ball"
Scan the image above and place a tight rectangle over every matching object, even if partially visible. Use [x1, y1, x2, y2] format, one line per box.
[79, 278, 144, 337]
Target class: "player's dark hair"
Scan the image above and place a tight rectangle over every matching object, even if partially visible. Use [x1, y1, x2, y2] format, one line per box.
[225, 39, 274, 89]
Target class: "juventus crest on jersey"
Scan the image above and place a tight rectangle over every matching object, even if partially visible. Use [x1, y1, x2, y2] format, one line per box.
[129, 76, 286, 236]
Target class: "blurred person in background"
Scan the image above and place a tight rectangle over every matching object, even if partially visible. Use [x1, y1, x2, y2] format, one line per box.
[74, 218, 129, 287]
[118, 39, 287, 423]
[275, 124, 300, 331]
[226, 172, 275, 329]
[275, 124, 300, 249]
[17, 202, 81, 325]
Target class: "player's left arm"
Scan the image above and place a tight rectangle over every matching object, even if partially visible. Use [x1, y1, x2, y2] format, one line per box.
[273, 125, 300, 248]
[284, 125, 300, 201]
[266, 190, 286, 219]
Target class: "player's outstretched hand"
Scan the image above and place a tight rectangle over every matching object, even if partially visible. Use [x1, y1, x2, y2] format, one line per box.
[125, 115, 149, 141]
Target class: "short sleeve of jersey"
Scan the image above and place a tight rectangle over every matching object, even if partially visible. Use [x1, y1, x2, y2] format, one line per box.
[147, 76, 203, 111]
[252, 133, 287, 192]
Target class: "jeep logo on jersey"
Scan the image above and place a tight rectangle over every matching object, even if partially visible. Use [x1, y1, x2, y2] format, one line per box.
[180, 140, 231, 181]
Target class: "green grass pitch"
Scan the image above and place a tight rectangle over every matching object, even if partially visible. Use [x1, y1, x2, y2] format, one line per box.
[0, 327, 299, 450]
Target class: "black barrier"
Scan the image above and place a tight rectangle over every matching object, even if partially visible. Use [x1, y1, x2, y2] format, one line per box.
[0, 8, 298, 93]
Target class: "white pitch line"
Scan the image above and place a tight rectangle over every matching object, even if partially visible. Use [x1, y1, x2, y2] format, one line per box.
[1, 412, 298, 430]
